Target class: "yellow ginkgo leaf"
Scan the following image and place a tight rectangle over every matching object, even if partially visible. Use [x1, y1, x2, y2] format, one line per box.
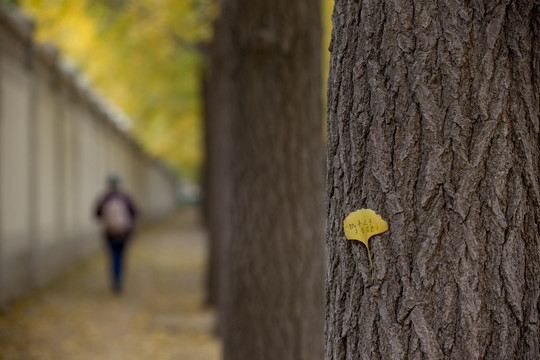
[343, 209, 388, 281]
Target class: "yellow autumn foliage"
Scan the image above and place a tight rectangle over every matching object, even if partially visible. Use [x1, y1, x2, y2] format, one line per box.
[19, 0, 333, 181]
[20, 0, 215, 181]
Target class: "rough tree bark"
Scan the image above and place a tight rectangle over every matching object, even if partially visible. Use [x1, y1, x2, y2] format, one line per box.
[325, 1, 540, 359]
[214, 0, 326, 359]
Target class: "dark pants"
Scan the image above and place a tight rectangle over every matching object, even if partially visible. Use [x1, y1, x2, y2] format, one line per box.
[106, 234, 130, 292]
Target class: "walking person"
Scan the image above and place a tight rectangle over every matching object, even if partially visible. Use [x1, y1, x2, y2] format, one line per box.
[95, 174, 138, 293]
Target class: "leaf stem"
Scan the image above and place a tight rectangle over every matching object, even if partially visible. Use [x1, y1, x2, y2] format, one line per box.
[366, 244, 373, 283]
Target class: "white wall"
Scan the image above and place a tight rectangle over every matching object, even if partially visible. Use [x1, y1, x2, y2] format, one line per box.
[0, 10, 178, 305]
[35, 69, 59, 246]
[0, 58, 31, 256]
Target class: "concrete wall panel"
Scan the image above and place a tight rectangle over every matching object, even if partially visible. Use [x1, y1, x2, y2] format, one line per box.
[0, 60, 31, 253]
[35, 80, 58, 245]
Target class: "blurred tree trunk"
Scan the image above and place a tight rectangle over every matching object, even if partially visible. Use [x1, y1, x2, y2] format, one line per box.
[212, 0, 326, 359]
[202, 72, 219, 307]
[203, 13, 233, 310]
[325, 1, 540, 359]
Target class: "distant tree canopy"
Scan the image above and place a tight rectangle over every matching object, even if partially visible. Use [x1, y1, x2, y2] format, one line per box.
[20, 0, 333, 182]
[20, 0, 216, 181]
[1, 0, 18, 9]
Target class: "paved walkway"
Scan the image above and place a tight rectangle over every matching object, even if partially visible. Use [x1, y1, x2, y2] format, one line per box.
[0, 210, 221, 360]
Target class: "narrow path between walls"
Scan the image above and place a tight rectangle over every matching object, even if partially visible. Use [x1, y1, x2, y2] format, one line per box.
[0, 209, 221, 360]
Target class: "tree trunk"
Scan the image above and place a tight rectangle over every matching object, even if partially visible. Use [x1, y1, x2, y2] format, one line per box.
[215, 0, 326, 359]
[325, 1, 540, 359]
[202, 71, 217, 307]
[203, 12, 234, 311]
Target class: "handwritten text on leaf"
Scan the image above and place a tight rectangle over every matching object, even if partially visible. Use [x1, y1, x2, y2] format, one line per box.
[343, 209, 388, 281]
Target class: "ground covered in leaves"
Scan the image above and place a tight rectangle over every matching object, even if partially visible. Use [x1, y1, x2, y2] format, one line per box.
[0, 209, 220, 360]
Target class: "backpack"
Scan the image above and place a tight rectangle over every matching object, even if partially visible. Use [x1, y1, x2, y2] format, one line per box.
[102, 196, 131, 235]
